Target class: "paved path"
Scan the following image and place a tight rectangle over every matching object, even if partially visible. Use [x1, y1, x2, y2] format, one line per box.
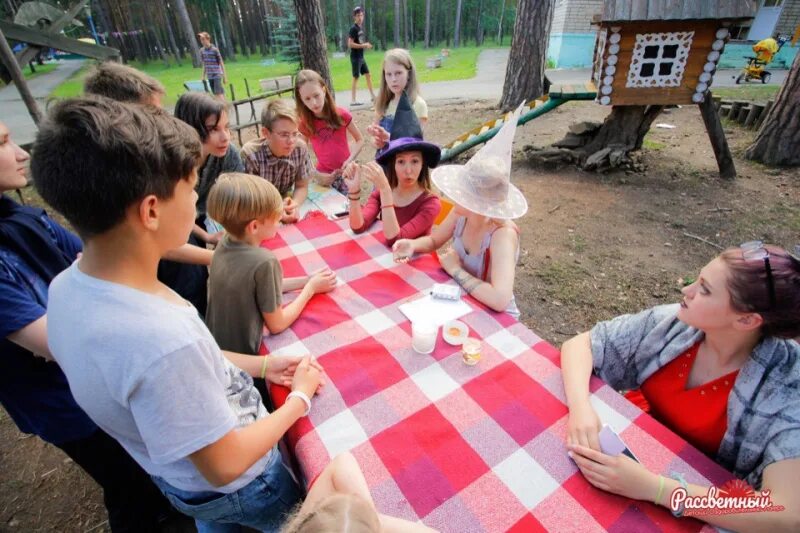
[336, 48, 510, 107]
[1, 59, 84, 147]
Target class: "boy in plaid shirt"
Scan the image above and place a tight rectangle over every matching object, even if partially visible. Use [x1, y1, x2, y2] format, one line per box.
[240, 100, 313, 224]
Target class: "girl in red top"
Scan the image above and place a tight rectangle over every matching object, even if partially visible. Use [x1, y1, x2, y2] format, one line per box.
[343, 91, 441, 246]
[295, 70, 364, 195]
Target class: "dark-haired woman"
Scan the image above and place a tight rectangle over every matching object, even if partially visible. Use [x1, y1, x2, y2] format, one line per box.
[342, 92, 440, 247]
[173, 91, 244, 242]
[561, 244, 800, 531]
[159, 93, 244, 316]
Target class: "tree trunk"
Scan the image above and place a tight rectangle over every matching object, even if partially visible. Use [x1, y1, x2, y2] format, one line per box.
[453, 0, 463, 47]
[143, 8, 169, 66]
[256, 0, 269, 57]
[161, 1, 184, 63]
[294, 0, 333, 92]
[173, 0, 201, 67]
[497, 0, 506, 44]
[231, 0, 249, 57]
[529, 105, 665, 172]
[409, 0, 414, 47]
[424, 0, 431, 48]
[333, 0, 344, 51]
[402, 0, 408, 48]
[745, 50, 800, 166]
[216, 0, 235, 60]
[475, 0, 483, 46]
[380, 0, 388, 50]
[393, 0, 401, 47]
[499, 0, 554, 111]
[94, 0, 121, 54]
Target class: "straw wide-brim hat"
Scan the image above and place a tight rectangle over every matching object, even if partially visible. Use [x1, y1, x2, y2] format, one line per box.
[432, 161, 528, 220]
[431, 102, 528, 220]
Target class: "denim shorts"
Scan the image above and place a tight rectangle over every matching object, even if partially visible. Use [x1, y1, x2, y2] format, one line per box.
[152, 452, 302, 533]
[208, 77, 224, 95]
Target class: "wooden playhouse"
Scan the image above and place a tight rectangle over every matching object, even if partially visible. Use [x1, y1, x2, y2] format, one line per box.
[592, 1, 757, 106]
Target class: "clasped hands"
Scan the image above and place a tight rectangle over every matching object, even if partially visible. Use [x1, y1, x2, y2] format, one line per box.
[342, 160, 390, 195]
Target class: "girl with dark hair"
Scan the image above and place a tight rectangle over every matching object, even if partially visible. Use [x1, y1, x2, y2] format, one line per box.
[174, 92, 244, 241]
[342, 92, 440, 246]
[560, 244, 800, 530]
[295, 69, 364, 195]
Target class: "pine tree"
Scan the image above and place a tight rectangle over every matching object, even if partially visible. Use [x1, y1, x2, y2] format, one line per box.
[269, 0, 301, 65]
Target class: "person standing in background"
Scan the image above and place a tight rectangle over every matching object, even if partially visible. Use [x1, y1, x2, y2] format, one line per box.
[348, 6, 376, 108]
[198, 32, 227, 101]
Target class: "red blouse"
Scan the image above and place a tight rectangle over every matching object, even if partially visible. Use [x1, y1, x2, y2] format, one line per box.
[352, 189, 441, 246]
[626, 343, 739, 457]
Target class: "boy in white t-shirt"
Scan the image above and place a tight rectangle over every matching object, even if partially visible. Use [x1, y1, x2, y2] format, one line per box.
[33, 96, 323, 532]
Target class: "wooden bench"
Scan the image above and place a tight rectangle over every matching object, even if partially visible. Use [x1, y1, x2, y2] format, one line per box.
[426, 57, 442, 69]
[183, 80, 209, 92]
[229, 76, 296, 145]
[259, 75, 293, 94]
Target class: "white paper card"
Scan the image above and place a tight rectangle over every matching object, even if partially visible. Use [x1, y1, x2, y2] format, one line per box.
[399, 294, 471, 327]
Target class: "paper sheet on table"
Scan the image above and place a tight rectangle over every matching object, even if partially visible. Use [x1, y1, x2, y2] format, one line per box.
[399, 294, 471, 327]
[298, 183, 349, 220]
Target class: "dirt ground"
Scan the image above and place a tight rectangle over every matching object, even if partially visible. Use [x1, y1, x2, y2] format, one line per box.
[2, 99, 798, 531]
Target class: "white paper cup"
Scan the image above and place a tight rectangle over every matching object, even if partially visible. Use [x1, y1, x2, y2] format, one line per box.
[411, 322, 438, 354]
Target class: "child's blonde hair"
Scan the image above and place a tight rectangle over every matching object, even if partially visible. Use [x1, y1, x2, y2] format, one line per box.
[281, 494, 380, 533]
[375, 48, 419, 117]
[294, 69, 343, 136]
[207, 173, 283, 237]
[261, 99, 297, 131]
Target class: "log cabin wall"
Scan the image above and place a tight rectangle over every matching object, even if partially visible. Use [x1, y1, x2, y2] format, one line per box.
[596, 20, 729, 106]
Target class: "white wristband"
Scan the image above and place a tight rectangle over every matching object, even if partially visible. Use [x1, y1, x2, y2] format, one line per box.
[287, 391, 311, 416]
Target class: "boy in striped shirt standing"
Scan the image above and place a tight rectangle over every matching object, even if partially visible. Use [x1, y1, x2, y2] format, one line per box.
[198, 32, 227, 101]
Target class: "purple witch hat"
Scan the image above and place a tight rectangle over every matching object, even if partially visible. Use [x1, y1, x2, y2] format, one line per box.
[375, 91, 441, 168]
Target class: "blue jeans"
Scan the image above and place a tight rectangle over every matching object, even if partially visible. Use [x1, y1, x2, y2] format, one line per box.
[152, 452, 302, 533]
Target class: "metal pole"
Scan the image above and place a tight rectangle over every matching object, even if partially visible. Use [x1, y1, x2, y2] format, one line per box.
[0, 28, 43, 126]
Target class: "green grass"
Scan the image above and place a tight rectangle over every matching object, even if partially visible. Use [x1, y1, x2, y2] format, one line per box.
[643, 137, 666, 150]
[712, 85, 780, 102]
[50, 45, 494, 106]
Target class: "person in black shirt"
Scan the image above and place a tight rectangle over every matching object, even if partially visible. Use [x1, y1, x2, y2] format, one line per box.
[348, 6, 376, 107]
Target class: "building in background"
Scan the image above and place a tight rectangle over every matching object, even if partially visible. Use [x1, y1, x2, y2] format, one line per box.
[547, 0, 799, 69]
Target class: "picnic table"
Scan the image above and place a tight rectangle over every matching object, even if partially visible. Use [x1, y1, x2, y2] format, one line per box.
[261, 216, 732, 532]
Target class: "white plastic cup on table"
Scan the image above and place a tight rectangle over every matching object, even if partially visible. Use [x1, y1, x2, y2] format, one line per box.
[411, 322, 438, 354]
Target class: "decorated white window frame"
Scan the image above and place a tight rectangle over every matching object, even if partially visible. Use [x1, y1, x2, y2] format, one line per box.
[592, 28, 608, 87]
[626, 31, 694, 88]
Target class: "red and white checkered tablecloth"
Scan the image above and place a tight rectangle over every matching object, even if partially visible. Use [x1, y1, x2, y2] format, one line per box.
[261, 215, 732, 532]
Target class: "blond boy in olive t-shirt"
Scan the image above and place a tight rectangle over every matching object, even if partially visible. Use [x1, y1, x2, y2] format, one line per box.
[205, 173, 337, 355]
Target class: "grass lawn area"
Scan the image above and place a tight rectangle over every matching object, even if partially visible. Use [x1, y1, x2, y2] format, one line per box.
[713, 85, 780, 102]
[50, 46, 495, 106]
